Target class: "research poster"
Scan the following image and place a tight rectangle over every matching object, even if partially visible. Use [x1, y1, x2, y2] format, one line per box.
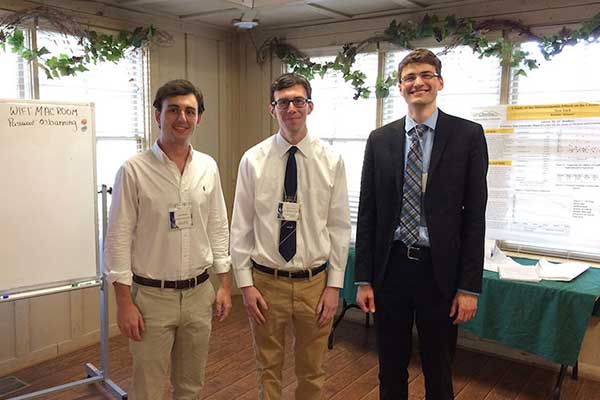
[472, 103, 600, 254]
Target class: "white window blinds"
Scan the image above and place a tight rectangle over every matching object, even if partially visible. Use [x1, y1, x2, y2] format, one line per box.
[305, 53, 379, 240]
[383, 46, 502, 125]
[510, 40, 600, 105]
[37, 30, 146, 188]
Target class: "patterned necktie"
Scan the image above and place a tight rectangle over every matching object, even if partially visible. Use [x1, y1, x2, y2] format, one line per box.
[279, 146, 298, 262]
[399, 124, 425, 246]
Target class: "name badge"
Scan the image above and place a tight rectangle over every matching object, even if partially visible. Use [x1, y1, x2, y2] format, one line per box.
[277, 201, 300, 221]
[169, 203, 193, 230]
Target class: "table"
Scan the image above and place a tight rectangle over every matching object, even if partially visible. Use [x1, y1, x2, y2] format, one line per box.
[462, 261, 600, 399]
[329, 249, 600, 399]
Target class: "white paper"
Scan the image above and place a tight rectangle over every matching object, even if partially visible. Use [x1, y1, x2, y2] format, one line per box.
[498, 264, 542, 282]
[537, 258, 589, 281]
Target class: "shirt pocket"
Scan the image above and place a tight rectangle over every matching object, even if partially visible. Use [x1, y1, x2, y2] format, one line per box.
[304, 188, 330, 225]
[255, 179, 280, 218]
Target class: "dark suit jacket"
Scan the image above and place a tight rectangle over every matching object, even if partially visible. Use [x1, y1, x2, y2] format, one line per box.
[355, 109, 489, 299]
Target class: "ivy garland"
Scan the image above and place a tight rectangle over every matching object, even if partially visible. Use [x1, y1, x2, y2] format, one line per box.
[257, 12, 600, 99]
[0, 6, 171, 79]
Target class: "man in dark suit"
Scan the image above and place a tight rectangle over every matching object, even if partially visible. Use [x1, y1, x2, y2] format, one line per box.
[355, 48, 488, 399]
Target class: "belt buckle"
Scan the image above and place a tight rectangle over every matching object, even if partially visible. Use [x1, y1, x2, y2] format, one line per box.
[406, 245, 420, 261]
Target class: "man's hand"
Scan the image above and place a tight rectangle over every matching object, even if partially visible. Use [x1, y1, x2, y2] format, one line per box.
[449, 291, 478, 325]
[214, 286, 232, 322]
[214, 272, 232, 322]
[316, 287, 339, 328]
[113, 283, 144, 341]
[241, 286, 268, 325]
[117, 302, 145, 341]
[356, 284, 376, 313]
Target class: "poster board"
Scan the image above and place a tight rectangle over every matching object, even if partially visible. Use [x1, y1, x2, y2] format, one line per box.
[472, 102, 600, 255]
[0, 99, 98, 296]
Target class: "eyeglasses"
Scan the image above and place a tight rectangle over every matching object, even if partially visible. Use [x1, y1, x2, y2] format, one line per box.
[400, 72, 440, 83]
[271, 97, 311, 109]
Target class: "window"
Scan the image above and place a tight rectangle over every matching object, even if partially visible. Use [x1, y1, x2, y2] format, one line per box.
[305, 53, 379, 239]
[0, 34, 32, 99]
[383, 46, 502, 124]
[36, 30, 147, 188]
[510, 39, 600, 105]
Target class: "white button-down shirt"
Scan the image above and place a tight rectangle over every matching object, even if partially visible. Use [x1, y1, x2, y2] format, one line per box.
[104, 141, 231, 285]
[230, 132, 351, 288]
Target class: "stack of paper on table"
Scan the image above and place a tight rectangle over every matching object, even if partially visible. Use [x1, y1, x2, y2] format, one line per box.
[537, 258, 589, 281]
[498, 264, 542, 282]
[484, 247, 590, 282]
[485, 247, 541, 281]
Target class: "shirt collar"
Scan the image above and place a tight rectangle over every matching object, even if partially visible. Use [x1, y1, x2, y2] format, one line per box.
[405, 108, 439, 134]
[151, 140, 194, 163]
[275, 131, 312, 159]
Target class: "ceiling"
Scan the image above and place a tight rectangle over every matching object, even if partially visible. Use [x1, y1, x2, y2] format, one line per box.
[109, 0, 487, 31]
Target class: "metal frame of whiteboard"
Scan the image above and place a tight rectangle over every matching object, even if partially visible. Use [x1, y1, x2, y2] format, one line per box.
[0, 99, 99, 296]
[0, 99, 126, 399]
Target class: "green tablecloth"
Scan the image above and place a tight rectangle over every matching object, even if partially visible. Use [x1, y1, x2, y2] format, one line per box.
[462, 262, 600, 366]
[340, 249, 600, 366]
[340, 247, 358, 304]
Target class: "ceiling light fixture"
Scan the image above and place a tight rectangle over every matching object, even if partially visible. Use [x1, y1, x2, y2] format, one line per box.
[232, 18, 259, 29]
[232, 0, 259, 29]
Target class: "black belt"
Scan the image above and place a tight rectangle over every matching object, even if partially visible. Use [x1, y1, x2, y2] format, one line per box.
[394, 241, 431, 262]
[252, 260, 327, 279]
[132, 271, 209, 289]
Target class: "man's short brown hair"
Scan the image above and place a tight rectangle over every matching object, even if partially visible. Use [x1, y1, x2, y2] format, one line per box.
[398, 48, 442, 78]
[270, 73, 312, 103]
[153, 79, 205, 114]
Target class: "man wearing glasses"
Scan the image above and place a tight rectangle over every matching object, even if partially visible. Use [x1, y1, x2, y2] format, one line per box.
[230, 73, 351, 399]
[355, 48, 488, 399]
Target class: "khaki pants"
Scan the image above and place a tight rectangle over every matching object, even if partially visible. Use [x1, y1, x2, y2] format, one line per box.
[129, 280, 215, 400]
[251, 270, 332, 400]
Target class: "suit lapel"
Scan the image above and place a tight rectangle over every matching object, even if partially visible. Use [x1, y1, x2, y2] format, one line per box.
[392, 118, 406, 201]
[427, 109, 451, 188]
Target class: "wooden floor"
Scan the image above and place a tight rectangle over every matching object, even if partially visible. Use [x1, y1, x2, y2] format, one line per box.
[3, 295, 600, 400]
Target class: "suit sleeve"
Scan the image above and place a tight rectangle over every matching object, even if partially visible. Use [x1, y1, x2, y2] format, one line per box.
[458, 124, 488, 293]
[354, 133, 376, 284]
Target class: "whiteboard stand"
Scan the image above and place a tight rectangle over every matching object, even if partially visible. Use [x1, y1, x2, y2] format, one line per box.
[8, 185, 127, 400]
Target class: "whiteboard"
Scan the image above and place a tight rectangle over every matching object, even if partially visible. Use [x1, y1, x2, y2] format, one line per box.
[0, 99, 98, 295]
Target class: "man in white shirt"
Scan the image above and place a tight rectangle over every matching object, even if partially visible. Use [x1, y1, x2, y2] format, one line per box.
[104, 79, 232, 400]
[230, 73, 351, 400]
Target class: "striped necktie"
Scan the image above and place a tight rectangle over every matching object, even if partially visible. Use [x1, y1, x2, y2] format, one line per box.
[279, 146, 298, 262]
[398, 124, 425, 246]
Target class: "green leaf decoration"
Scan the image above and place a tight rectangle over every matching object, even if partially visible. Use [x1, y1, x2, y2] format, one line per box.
[258, 11, 600, 99]
[1, 10, 158, 80]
